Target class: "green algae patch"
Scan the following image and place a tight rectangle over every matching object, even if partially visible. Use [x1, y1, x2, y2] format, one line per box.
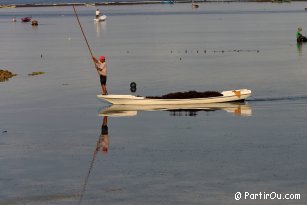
[28, 71, 45, 76]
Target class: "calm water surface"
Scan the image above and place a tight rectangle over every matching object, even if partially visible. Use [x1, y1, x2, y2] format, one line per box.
[1, 3, 307, 205]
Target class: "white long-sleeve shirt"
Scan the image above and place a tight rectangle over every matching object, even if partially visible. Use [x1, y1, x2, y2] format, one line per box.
[95, 61, 107, 76]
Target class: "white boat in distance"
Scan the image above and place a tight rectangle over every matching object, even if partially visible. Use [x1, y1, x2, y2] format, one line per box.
[99, 102, 252, 117]
[98, 89, 251, 105]
[94, 15, 107, 22]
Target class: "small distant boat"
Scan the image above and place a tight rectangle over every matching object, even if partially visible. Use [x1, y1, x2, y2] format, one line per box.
[192, 0, 199, 8]
[192, 3, 199, 8]
[98, 89, 252, 105]
[21, 17, 31, 22]
[163, 0, 174, 4]
[94, 15, 107, 22]
[85, 3, 95, 7]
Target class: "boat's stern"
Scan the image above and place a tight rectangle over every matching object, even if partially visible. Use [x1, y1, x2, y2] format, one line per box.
[221, 89, 251, 101]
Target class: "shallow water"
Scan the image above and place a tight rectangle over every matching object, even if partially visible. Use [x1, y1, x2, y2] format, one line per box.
[1, 3, 307, 205]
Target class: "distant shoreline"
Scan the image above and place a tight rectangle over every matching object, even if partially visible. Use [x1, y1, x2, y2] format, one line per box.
[3, 1, 182, 8]
[1, 0, 303, 8]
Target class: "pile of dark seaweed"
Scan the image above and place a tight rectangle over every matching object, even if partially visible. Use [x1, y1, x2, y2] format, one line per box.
[0, 69, 17, 82]
[146, 91, 222, 99]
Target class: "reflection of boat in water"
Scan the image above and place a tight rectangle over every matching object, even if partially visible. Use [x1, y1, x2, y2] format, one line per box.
[98, 89, 251, 105]
[99, 102, 252, 117]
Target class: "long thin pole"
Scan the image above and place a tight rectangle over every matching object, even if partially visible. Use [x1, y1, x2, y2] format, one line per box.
[78, 146, 99, 205]
[73, 5, 99, 75]
[73, 5, 94, 57]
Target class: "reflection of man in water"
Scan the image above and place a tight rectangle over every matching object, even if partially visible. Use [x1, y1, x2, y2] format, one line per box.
[79, 116, 109, 205]
[96, 116, 109, 154]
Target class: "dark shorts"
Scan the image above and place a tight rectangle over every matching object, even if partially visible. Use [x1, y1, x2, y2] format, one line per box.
[100, 75, 107, 85]
[101, 125, 108, 135]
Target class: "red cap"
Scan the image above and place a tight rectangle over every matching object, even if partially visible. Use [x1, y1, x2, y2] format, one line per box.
[99, 56, 105, 61]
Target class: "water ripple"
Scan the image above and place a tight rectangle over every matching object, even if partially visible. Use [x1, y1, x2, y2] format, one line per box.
[248, 95, 307, 102]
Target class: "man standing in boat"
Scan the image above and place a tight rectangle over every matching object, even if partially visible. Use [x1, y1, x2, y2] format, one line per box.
[92, 55, 108, 95]
[95, 9, 100, 19]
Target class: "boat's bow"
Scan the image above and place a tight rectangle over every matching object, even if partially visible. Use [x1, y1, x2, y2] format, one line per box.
[97, 94, 145, 104]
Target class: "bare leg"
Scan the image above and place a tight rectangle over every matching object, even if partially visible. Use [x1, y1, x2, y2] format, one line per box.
[101, 86, 104, 95]
[102, 85, 108, 95]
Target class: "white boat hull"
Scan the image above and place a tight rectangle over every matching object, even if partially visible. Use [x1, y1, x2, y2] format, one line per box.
[97, 89, 251, 105]
[94, 15, 107, 22]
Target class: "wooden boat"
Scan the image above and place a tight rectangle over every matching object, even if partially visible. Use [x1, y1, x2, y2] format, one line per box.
[99, 102, 252, 117]
[192, 0, 199, 8]
[192, 3, 199, 8]
[21, 17, 31, 22]
[94, 15, 107, 22]
[98, 89, 251, 105]
[85, 3, 95, 7]
[163, 0, 174, 4]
